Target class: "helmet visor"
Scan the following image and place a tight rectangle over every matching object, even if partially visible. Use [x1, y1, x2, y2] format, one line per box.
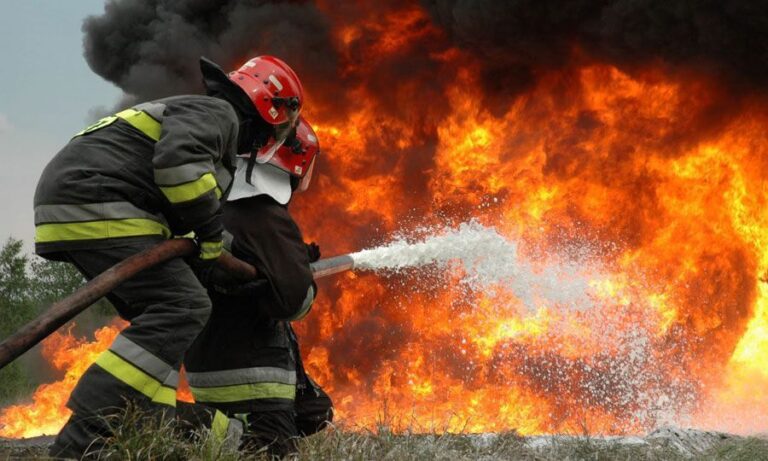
[254, 136, 286, 164]
[254, 105, 300, 164]
[296, 155, 316, 193]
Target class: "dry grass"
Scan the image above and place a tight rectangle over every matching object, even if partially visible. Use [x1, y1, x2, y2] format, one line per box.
[1, 414, 767, 460]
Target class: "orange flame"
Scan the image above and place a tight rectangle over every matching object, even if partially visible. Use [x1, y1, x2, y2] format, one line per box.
[290, 4, 768, 435]
[3, 2, 768, 439]
[0, 322, 201, 439]
[0, 323, 124, 438]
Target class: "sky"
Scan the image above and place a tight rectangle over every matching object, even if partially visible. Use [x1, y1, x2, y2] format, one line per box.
[0, 0, 121, 252]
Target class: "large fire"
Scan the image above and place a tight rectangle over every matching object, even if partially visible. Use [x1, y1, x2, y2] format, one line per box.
[2, 2, 768, 439]
[293, 4, 768, 435]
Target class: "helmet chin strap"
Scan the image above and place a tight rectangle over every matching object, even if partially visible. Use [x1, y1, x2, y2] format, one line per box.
[245, 153, 257, 186]
[241, 118, 274, 185]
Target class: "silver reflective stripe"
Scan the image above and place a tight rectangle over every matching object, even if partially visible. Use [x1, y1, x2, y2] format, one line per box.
[34, 202, 166, 225]
[186, 367, 297, 388]
[154, 162, 213, 186]
[222, 230, 234, 252]
[133, 101, 166, 122]
[227, 418, 244, 445]
[110, 335, 176, 387]
[287, 285, 315, 321]
[215, 166, 233, 194]
[164, 370, 180, 388]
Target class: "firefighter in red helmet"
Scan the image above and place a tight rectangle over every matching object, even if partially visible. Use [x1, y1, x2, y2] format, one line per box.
[185, 117, 332, 457]
[36, 55, 304, 459]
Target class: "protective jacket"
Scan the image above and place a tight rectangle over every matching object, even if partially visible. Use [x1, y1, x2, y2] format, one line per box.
[33, 95, 238, 258]
[184, 195, 315, 414]
[40, 95, 241, 460]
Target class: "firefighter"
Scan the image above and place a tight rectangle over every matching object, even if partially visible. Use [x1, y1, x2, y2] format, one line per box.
[184, 116, 332, 457]
[34, 55, 304, 459]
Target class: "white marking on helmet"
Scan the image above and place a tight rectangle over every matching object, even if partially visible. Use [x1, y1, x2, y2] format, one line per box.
[245, 61, 256, 68]
[307, 134, 317, 143]
[269, 107, 279, 119]
[295, 166, 303, 175]
[268, 74, 284, 91]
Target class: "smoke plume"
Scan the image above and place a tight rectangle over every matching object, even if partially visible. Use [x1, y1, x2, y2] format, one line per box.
[424, 0, 768, 91]
[83, 1, 768, 115]
[83, 0, 338, 105]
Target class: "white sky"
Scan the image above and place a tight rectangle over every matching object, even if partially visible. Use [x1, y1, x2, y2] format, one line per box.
[0, 1, 121, 251]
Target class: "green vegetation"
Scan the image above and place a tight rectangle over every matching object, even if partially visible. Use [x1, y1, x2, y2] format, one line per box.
[294, 429, 768, 461]
[0, 238, 111, 406]
[91, 404, 240, 461]
[2, 422, 768, 460]
[0, 238, 39, 404]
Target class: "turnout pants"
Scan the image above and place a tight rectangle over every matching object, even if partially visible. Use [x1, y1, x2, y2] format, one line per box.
[239, 373, 334, 457]
[49, 241, 212, 459]
[185, 312, 333, 458]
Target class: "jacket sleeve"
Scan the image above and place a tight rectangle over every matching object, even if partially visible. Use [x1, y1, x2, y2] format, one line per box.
[224, 196, 316, 320]
[152, 97, 238, 238]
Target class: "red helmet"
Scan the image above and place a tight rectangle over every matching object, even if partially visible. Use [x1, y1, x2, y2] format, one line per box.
[258, 117, 319, 193]
[228, 56, 304, 127]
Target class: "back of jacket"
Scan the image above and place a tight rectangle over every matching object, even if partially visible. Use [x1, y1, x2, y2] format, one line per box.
[184, 195, 315, 413]
[34, 95, 238, 257]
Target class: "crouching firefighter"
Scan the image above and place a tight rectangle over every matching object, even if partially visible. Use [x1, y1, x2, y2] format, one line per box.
[184, 116, 333, 458]
[33, 55, 305, 459]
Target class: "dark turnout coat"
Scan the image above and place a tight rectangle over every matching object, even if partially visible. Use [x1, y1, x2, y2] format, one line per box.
[41, 95, 241, 459]
[184, 195, 316, 414]
[34, 95, 238, 257]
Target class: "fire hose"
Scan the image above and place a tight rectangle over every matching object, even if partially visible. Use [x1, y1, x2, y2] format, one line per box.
[0, 239, 356, 370]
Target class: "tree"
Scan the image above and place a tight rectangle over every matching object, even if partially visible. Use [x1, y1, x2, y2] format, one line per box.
[0, 238, 118, 404]
[0, 238, 35, 402]
[0, 238, 33, 339]
[29, 257, 85, 304]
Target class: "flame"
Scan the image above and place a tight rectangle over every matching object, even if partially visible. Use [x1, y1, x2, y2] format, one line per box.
[292, 3, 768, 435]
[0, 321, 194, 438]
[3, 2, 768, 439]
[0, 323, 124, 438]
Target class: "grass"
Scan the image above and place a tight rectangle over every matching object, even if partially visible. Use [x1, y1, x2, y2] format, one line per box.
[89, 404, 241, 461]
[1, 412, 767, 460]
[707, 437, 768, 461]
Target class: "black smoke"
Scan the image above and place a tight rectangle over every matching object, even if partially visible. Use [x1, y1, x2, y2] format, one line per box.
[82, 0, 338, 105]
[424, 0, 768, 93]
[83, 1, 768, 115]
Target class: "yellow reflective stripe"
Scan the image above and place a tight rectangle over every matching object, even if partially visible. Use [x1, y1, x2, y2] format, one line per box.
[211, 410, 230, 443]
[73, 109, 161, 140]
[159, 172, 218, 204]
[74, 115, 118, 137]
[95, 351, 176, 407]
[191, 383, 296, 403]
[116, 109, 162, 141]
[35, 218, 171, 243]
[152, 386, 178, 406]
[200, 240, 223, 260]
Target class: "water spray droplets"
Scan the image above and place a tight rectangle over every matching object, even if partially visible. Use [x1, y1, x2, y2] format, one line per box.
[351, 220, 606, 311]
